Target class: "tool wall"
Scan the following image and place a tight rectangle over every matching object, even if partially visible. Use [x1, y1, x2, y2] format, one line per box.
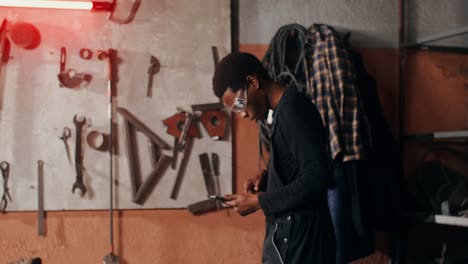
[0, 0, 232, 211]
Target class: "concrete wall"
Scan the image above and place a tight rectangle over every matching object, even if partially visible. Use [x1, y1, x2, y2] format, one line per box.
[240, 0, 399, 48]
[406, 0, 468, 47]
[240, 0, 468, 48]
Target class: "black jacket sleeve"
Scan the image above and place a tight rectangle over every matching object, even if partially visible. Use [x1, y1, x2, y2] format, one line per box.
[258, 93, 330, 215]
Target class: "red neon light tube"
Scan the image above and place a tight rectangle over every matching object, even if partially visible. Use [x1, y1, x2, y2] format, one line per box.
[0, 0, 113, 11]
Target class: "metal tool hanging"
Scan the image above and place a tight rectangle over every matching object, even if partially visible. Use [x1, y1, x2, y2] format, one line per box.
[107, 0, 142, 25]
[37, 160, 45, 237]
[146, 55, 160, 98]
[187, 152, 226, 215]
[169, 136, 195, 200]
[163, 109, 201, 200]
[0, 19, 11, 116]
[59, 127, 72, 164]
[57, 47, 91, 89]
[199, 152, 222, 209]
[117, 107, 172, 205]
[0, 19, 11, 62]
[211, 153, 221, 196]
[72, 115, 87, 197]
[163, 110, 200, 170]
[199, 153, 216, 196]
[86, 130, 110, 152]
[104, 49, 120, 264]
[0, 161, 11, 213]
[192, 103, 228, 140]
[187, 198, 218, 215]
[199, 109, 228, 140]
[186, 153, 224, 215]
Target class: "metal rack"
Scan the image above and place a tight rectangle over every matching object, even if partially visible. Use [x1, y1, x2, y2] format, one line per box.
[405, 130, 468, 144]
[406, 25, 468, 47]
[395, 1, 468, 263]
[426, 215, 468, 228]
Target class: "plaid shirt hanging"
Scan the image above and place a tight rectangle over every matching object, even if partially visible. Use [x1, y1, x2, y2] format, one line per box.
[304, 24, 366, 161]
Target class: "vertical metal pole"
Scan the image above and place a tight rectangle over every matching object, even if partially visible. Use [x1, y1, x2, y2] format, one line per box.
[108, 49, 115, 256]
[103, 49, 120, 264]
[231, 0, 239, 52]
[38, 160, 45, 237]
[398, 0, 407, 143]
[394, 1, 407, 264]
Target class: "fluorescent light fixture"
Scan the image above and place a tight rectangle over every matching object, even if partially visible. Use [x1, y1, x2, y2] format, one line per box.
[0, 0, 114, 11]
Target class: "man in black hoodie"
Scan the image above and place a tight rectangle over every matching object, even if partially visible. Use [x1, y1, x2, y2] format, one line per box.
[212, 52, 336, 264]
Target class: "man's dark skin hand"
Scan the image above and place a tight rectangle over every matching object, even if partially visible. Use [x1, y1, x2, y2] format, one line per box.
[243, 170, 266, 193]
[224, 170, 266, 216]
[224, 193, 261, 216]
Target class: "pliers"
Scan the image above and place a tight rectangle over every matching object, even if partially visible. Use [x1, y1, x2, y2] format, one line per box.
[0, 161, 11, 213]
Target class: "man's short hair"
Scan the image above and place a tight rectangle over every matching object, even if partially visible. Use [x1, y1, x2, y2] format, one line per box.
[212, 52, 271, 98]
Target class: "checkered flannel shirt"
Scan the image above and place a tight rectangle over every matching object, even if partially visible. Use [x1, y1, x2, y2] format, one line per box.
[304, 24, 366, 161]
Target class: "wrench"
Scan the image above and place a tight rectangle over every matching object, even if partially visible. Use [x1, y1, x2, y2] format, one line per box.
[59, 127, 72, 164]
[72, 115, 87, 196]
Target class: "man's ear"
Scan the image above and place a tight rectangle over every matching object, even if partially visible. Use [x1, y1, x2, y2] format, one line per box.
[246, 75, 259, 90]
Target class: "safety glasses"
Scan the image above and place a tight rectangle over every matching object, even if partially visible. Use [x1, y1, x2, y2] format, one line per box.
[230, 87, 248, 113]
